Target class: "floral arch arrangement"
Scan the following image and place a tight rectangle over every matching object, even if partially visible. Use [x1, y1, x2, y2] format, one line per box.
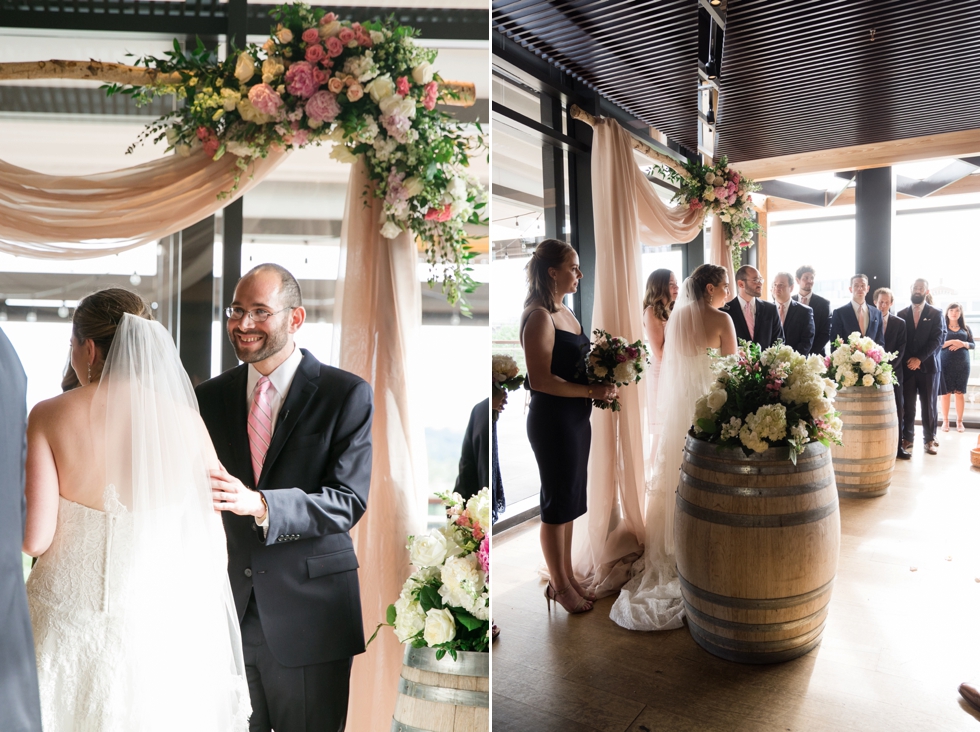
[105, 3, 487, 308]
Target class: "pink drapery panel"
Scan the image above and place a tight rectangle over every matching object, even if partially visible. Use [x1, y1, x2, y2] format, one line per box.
[0, 151, 285, 257]
[572, 118, 704, 597]
[337, 158, 427, 731]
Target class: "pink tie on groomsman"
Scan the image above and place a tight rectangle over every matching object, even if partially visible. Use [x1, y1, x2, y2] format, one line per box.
[779, 302, 787, 326]
[744, 299, 755, 339]
[858, 304, 867, 336]
[248, 376, 276, 484]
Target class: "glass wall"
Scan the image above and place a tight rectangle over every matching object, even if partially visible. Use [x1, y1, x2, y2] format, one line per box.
[767, 215, 856, 307]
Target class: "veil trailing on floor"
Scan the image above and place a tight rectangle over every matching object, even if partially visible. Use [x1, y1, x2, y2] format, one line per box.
[100, 314, 250, 730]
[610, 278, 716, 631]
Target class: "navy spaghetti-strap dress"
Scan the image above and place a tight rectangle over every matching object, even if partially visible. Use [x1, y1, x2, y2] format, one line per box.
[526, 317, 592, 525]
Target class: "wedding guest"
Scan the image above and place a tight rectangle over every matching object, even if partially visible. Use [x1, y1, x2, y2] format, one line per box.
[770, 272, 814, 354]
[455, 398, 489, 501]
[725, 265, 784, 348]
[939, 303, 974, 433]
[0, 326, 42, 732]
[897, 279, 945, 455]
[793, 265, 832, 355]
[520, 239, 616, 615]
[830, 274, 884, 347]
[642, 268, 678, 458]
[874, 287, 910, 460]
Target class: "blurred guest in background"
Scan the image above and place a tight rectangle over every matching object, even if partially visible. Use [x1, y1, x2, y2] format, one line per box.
[770, 272, 814, 354]
[939, 303, 974, 433]
[794, 265, 832, 355]
[874, 288, 909, 460]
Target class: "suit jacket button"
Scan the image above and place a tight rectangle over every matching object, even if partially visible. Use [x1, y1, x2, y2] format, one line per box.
[244, 568, 252, 577]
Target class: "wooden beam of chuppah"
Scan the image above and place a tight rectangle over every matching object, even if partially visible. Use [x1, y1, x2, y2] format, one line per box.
[0, 60, 477, 106]
[569, 103, 691, 179]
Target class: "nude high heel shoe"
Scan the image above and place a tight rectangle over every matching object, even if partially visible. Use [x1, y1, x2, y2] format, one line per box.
[544, 582, 593, 614]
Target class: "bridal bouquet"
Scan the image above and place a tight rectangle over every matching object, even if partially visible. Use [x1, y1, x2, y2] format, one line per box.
[827, 334, 897, 389]
[106, 2, 487, 309]
[387, 488, 490, 659]
[586, 329, 649, 412]
[693, 341, 843, 461]
[658, 156, 761, 269]
[492, 354, 525, 393]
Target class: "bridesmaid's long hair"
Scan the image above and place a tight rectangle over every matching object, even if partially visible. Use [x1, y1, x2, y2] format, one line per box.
[945, 302, 971, 337]
[690, 264, 727, 302]
[525, 238, 576, 313]
[643, 269, 674, 322]
[73, 288, 153, 381]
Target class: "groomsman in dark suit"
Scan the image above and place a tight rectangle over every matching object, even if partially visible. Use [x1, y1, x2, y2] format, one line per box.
[793, 265, 832, 355]
[197, 264, 373, 732]
[725, 265, 785, 348]
[0, 327, 43, 732]
[830, 274, 885, 347]
[897, 278, 945, 455]
[770, 272, 814, 354]
[874, 288, 910, 460]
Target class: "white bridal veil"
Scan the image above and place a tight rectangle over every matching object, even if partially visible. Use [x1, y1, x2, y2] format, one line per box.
[610, 278, 716, 631]
[99, 314, 250, 730]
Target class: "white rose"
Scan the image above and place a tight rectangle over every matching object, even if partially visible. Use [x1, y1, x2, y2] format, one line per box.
[319, 20, 342, 39]
[234, 53, 255, 83]
[809, 397, 833, 420]
[860, 358, 877, 374]
[412, 61, 434, 85]
[329, 144, 359, 164]
[379, 94, 417, 119]
[220, 88, 241, 111]
[862, 374, 875, 387]
[393, 593, 425, 642]
[423, 608, 456, 646]
[380, 220, 403, 239]
[707, 388, 728, 413]
[261, 56, 285, 85]
[466, 489, 491, 532]
[409, 529, 447, 567]
[366, 75, 396, 103]
[226, 140, 253, 157]
[370, 30, 385, 44]
[703, 188, 716, 202]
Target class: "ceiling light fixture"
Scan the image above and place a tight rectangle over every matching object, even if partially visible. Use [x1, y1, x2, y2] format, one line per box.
[710, 0, 721, 5]
[706, 99, 715, 125]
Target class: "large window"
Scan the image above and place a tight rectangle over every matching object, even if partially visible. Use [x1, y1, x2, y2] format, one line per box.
[767, 214, 857, 307]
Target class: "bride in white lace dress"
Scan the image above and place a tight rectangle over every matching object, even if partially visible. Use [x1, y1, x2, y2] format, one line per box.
[611, 264, 736, 631]
[23, 288, 250, 731]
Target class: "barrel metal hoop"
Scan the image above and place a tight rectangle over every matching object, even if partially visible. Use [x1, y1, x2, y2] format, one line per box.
[832, 455, 898, 465]
[835, 386, 893, 398]
[396, 678, 489, 708]
[680, 470, 834, 498]
[838, 486, 889, 497]
[683, 598, 829, 633]
[678, 573, 836, 610]
[686, 612, 827, 664]
[833, 467, 894, 478]
[841, 421, 898, 431]
[675, 494, 838, 528]
[683, 450, 831, 476]
[837, 409, 898, 417]
[392, 721, 436, 732]
[404, 646, 489, 677]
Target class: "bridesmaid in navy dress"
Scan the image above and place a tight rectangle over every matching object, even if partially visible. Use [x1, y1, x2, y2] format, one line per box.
[520, 239, 617, 615]
[939, 303, 974, 432]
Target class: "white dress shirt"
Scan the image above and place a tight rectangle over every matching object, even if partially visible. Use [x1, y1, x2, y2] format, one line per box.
[799, 293, 811, 306]
[737, 294, 756, 317]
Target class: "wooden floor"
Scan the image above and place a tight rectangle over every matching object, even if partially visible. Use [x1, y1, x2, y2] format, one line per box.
[492, 429, 980, 731]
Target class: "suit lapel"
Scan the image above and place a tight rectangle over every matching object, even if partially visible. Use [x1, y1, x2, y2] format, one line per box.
[258, 352, 320, 490]
[728, 298, 747, 336]
[224, 366, 253, 484]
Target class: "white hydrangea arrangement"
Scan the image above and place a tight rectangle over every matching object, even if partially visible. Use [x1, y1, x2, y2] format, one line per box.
[385, 488, 490, 659]
[693, 340, 843, 462]
[826, 333, 897, 390]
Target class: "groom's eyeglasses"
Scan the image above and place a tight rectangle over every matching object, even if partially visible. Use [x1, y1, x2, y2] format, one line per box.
[225, 307, 290, 323]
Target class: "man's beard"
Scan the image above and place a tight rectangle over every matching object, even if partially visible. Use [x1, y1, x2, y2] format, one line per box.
[230, 322, 290, 363]
[910, 293, 925, 305]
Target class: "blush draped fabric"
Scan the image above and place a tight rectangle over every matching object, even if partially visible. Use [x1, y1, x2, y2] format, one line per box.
[0, 150, 285, 258]
[571, 118, 705, 597]
[336, 158, 428, 731]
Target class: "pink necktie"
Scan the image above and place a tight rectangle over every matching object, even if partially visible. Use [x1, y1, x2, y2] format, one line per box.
[744, 299, 755, 339]
[883, 315, 887, 335]
[858, 305, 867, 336]
[801, 295, 809, 306]
[914, 306, 921, 328]
[248, 376, 275, 483]
[779, 302, 787, 325]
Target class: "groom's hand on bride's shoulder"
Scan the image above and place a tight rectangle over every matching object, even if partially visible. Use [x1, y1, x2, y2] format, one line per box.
[210, 466, 268, 520]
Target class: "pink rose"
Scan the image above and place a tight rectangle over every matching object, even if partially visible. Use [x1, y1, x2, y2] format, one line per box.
[203, 137, 220, 157]
[325, 36, 344, 58]
[305, 43, 326, 64]
[301, 28, 320, 44]
[477, 537, 490, 576]
[689, 198, 702, 210]
[346, 82, 364, 102]
[196, 126, 210, 141]
[396, 76, 410, 96]
[305, 90, 340, 123]
[714, 186, 727, 200]
[327, 76, 345, 94]
[338, 27, 355, 44]
[423, 81, 439, 110]
[319, 12, 337, 25]
[285, 61, 318, 99]
[314, 68, 327, 85]
[424, 204, 452, 222]
[739, 241, 751, 248]
[356, 32, 372, 48]
[247, 83, 283, 116]
[285, 128, 309, 147]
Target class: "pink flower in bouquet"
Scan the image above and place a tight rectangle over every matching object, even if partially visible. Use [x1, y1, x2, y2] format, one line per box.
[739, 240, 752, 248]
[346, 82, 364, 102]
[202, 136, 220, 157]
[824, 355, 832, 368]
[327, 76, 345, 94]
[477, 538, 490, 576]
[423, 81, 439, 110]
[714, 186, 728, 200]
[382, 113, 412, 142]
[305, 90, 340, 123]
[425, 204, 452, 222]
[396, 76, 410, 96]
[356, 31, 373, 48]
[248, 83, 283, 116]
[615, 352, 628, 363]
[689, 198, 703, 210]
[338, 27, 355, 44]
[455, 515, 470, 529]
[285, 61, 319, 99]
[868, 349, 882, 363]
[313, 68, 327, 85]
[732, 172, 741, 185]
[285, 128, 309, 147]
[302, 28, 320, 44]
[320, 12, 338, 25]
[196, 126, 211, 141]
[326, 36, 344, 58]
[626, 346, 637, 359]
[386, 167, 407, 203]
[305, 43, 326, 64]
[262, 39, 275, 54]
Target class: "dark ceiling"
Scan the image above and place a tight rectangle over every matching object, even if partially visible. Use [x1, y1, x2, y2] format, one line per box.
[492, 0, 699, 153]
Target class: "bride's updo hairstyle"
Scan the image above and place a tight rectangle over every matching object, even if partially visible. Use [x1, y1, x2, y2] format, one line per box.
[73, 288, 153, 379]
[643, 269, 674, 321]
[525, 238, 576, 313]
[690, 264, 727, 302]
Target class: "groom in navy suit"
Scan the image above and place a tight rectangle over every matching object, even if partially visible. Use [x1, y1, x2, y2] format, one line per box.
[725, 265, 785, 348]
[197, 264, 373, 732]
[830, 274, 885, 347]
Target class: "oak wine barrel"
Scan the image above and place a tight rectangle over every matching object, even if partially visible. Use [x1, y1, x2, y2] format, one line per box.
[675, 436, 840, 664]
[391, 646, 489, 732]
[831, 384, 898, 498]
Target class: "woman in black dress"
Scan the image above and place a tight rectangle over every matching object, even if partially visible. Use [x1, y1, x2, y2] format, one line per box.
[940, 303, 975, 432]
[520, 239, 617, 614]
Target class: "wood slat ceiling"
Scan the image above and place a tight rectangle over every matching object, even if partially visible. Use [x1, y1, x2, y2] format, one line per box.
[492, 0, 699, 152]
[719, 0, 980, 163]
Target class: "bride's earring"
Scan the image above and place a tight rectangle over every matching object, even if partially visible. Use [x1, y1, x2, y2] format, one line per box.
[552, 278, 557, 298]
[87, 364, 92, 383]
